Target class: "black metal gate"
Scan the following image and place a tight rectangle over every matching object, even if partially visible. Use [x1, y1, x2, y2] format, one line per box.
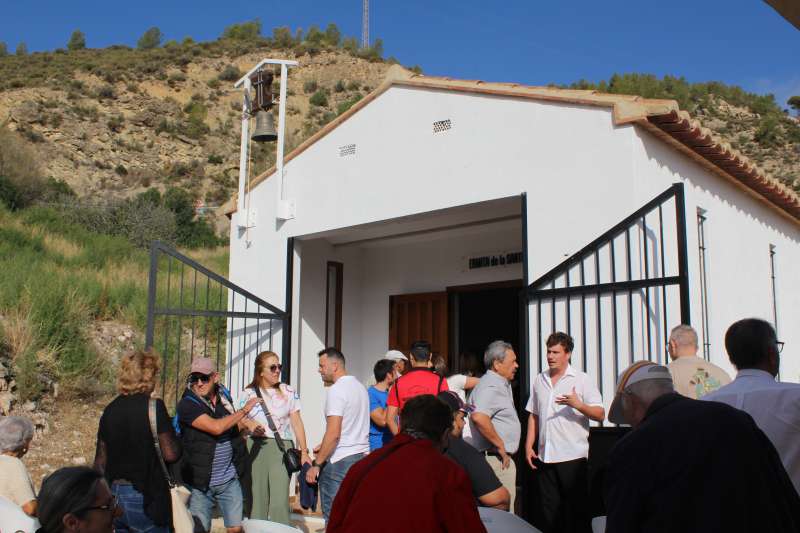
[525, 183, 690, 403]
[145, 241, 288, 406]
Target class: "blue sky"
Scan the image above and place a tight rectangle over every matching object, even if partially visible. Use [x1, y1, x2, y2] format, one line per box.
[2, 1, 798, 108]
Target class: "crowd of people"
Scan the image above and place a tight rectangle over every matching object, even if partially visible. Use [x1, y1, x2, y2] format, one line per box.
[1, 318, 799, 533]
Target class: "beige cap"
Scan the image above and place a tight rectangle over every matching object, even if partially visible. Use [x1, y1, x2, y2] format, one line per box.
[190, 357, 215, 375]
[608, 361, 672, 424]
[384, 350, 408, 362]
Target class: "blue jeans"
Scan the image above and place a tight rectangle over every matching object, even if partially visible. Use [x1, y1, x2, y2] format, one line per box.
[189, 478, 244, 532]
[319, 453, 365, 522]
[112, 483, 169, 533]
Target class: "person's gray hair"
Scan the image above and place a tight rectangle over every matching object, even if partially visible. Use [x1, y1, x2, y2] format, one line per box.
[626, 379, 674, 406]
[0, 416, 35, 453]
[669, 325, 698, 348]
[484, 340, 513, 370]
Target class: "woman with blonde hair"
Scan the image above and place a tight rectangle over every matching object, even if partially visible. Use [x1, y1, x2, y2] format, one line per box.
[239, 351, 311, 524]
[94, 350, 180, 533]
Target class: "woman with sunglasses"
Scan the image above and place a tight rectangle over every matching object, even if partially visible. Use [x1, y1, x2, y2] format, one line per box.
[37, 466, 122, 533]
[93, 350, 180, 533]
[239, 351, 311, 525]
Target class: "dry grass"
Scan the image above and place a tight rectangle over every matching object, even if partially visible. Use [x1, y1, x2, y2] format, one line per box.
[3, 305, 36, 362]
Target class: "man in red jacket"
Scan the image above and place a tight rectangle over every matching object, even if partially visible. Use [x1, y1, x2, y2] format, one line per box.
[327, 395, 487, 533]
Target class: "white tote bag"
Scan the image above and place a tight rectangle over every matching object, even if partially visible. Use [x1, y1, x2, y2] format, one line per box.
[149, 398, 195, 533]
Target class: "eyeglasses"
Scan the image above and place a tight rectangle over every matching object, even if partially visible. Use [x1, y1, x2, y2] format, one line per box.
[189, 374, 212, 384]
[776, 341, 784, 354]
[269, 364, 282, 373]
[76, 495, 118, 515]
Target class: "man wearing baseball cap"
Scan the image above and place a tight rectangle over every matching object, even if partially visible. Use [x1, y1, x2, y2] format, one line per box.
[439, 391, 511, 511]
[384, 349, 408, 379]
[604, 360, 800, 532]
[177, 357, 260, 533]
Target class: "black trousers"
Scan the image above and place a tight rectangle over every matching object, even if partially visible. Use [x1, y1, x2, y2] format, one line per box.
[532, 457, 591, 533]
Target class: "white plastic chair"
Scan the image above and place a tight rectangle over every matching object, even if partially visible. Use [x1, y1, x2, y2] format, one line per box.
[478, 507, 542, 532]
[591, 515, 607, 533]
[242, 518, 303, 533]
[0, 495, 40, 533]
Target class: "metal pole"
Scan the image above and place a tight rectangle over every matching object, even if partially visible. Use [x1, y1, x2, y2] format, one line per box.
[236, 79, 251, 218]
[145, 243, 160, 349]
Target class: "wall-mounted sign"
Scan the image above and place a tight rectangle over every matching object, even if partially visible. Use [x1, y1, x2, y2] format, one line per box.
[467, 251, 523, 270]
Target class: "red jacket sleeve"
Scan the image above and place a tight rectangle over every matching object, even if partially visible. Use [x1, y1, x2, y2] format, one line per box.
[387, 382, 399, 407]
[436, 463, 487, 532]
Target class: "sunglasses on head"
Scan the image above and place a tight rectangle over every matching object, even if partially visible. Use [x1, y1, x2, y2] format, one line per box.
[189, 373, 212, 384]
[268, 363, 282, 373]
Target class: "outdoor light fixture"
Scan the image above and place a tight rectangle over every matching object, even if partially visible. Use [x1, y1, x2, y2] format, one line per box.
[234, 58, 299, 228]
[249, 69, 277, 143]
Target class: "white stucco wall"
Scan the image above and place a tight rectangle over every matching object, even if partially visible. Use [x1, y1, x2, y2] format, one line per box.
[228, 84, 800, 440]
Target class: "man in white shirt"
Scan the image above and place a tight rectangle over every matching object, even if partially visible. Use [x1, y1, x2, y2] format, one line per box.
[703, 318, 800, 495]
[305, 348, 370, 522]
[524, 332, 604, 533]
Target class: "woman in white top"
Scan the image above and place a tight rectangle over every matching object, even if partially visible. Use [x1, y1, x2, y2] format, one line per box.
[239, 351, 311, 525]
[432, 356, 480, 438]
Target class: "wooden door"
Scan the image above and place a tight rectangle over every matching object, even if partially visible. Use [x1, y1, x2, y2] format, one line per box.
[388, 292, 448, 362]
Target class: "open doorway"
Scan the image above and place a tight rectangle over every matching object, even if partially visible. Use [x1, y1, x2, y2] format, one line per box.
[449, 280, 524, 392]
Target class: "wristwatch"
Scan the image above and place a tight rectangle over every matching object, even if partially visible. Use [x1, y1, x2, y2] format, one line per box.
[311, 459, 325, 468]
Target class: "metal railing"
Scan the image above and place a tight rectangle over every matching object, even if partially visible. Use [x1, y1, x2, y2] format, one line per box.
[145, 241, 287, 407]
[526, 183, 690, 403]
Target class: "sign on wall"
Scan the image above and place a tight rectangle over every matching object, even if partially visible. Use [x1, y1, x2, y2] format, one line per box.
[465, 250, 523, 271]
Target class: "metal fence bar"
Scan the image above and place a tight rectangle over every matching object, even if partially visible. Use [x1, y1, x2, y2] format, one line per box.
[144, 241, 288, 405]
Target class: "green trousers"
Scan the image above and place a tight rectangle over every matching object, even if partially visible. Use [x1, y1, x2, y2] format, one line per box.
[245, 438, 292, 525]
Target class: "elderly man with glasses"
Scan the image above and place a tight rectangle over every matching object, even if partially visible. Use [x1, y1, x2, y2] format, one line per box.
[177, 357, 259, 533]
[703, 318, 800, 495]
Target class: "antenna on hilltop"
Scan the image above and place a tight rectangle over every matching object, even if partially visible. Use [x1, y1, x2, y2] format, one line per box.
[361, 0, 369, 49]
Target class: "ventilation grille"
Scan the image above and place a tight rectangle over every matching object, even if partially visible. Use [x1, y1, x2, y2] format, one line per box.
[339, 143, 356, 157]
[432, 119, 452, 133]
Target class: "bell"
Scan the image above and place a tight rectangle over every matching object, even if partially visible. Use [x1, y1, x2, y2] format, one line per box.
[251, 110, 277, 143]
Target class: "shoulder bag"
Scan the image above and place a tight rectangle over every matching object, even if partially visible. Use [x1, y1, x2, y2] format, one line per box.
[148, 398, 194, 533]
[252, 386, 303, 475]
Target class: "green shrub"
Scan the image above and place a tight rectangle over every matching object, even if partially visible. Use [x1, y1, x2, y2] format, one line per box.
[218, 64, 241, 82]
[0, 128, 45, 209]
[303, 80, 318, 94]
[107, 115, 124, 132]
[754, 115, 781, 147]
[334, 80, 346, 93]
[324, 23, 341, 47]
[207, 154, 224, 164]
[67, 30, 86, 51]
[16, 42, 28, 56]
[309, 90, 328, 107]
[96, 84, 116, 100]
[114, 164, 128, 176]
[337, 94, 363, 115]
[137, 27, 163, 50]
[222, 19, 262, 41]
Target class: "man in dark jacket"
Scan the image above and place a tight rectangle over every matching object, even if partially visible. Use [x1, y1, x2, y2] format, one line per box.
[177, 357, 259, 533]
[327, 394, 487, 533]
[604, 360, 800, 533]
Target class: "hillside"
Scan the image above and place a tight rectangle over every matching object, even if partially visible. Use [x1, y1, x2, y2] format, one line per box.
[0, 33, 393, 217]
[1, 31, 798, 230]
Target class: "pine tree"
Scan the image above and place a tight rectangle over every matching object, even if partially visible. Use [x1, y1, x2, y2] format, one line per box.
[67, 30, 86, 51]
[137, 27, 163, 50]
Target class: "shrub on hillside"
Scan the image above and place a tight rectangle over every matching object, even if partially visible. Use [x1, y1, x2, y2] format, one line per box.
[303, 80, 318, 94]
[16, 42, 27, 56]
[337, 94, 363, 115]
[222, 19, 262, 41]
[272, 27, 294, 48]
[324, 23, 341, 47]
[137, 27, 163, 50]
[67, 30, 86, 51]
[309, 90, 328, 107]
[0, 42, 7, 56]
[218, 64, 241, 82]
[0, 128, 45, 209]
[754, 115, 781, 147]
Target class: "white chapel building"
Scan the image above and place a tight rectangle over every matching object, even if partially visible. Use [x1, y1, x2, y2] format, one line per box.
[223, 65, 800, 448]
